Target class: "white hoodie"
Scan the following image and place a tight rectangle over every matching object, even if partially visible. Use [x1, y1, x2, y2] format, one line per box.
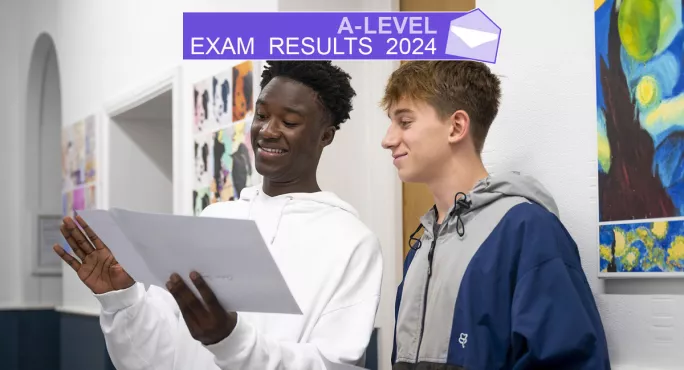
[94, 185, 384, 369]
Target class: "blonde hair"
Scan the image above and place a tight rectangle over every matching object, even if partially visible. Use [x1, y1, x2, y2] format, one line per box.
[381, 61, 502, 153]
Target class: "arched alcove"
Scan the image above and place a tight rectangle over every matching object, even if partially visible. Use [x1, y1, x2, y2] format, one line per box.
[23, 32, 63, 304]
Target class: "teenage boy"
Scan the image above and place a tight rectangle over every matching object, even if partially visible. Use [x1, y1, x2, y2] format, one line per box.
[381, 61, 611, 369]
[54, 61, 383, 370]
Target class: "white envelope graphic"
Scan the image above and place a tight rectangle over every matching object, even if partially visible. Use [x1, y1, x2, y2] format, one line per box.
[444, 9, 501, 62]
[449, 26, 499, 48]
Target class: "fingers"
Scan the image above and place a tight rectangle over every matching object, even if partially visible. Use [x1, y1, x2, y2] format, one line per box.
[53, 244, 80, 272]
[167, 274, 205, 326]
[75, 215, 106, 250]
[62, 217, 94, 259]
[60, 224, 86, 261]
[190, 271, 223, 314]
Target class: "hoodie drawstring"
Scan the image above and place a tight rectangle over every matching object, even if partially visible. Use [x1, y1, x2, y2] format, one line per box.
[408, 192, 472, 251]
[270, 196, 291, 244]
[248, 189, 291, 245]
[408, 223, 425, 251]
[449, 192, 472, 237]
[247, 193, 256, 219]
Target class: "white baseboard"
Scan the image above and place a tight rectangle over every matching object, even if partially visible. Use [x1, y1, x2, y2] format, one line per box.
[0, 303, 56, 311]
[55, 305, 101, 317]
[614, 365, 676, 370]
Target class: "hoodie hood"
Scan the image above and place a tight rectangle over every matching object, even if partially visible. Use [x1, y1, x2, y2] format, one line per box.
[235, 184, 361, 244]
[417, 171, 558, 240]
[238, 185, 360, 217]
[468, 171, 559, 217]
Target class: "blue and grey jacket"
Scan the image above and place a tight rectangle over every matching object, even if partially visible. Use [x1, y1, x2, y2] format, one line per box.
[392, 172, 611, 369]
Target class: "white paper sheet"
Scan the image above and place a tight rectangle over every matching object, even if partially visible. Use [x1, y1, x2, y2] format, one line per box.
[77, 208, 302, 315]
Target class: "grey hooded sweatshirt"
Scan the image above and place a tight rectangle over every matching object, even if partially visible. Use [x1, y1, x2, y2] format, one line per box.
[392, 172, 611, 370]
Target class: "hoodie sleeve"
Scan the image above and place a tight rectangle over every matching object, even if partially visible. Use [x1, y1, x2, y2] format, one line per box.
[203, 232, 383, 370]
[96, 283, 219, 370]
[93, 202, 245, 369]
[510, 214, 611, 369]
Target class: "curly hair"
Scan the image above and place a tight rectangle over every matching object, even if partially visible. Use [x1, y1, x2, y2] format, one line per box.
[260, 61, 356, 130]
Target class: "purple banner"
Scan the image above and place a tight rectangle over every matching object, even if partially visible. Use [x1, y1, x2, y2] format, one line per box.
[183, 9, 501, 63]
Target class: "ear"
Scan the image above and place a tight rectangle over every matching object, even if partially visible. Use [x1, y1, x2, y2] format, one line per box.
[321, 125, 336, 147]
[447, 110, 470, 144]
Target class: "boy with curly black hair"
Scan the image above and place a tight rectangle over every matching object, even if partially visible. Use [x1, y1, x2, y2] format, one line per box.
[56, 60, 382, 370]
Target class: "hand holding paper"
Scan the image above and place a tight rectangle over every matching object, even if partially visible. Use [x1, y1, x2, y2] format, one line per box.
[166, 271, 238, 345]
[51, 211, 246, 346]
[73, 208, 301, 315]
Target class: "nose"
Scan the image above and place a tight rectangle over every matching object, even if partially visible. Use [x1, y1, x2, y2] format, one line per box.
[381, 124, 399, 150]
[260, 118, 280, 139]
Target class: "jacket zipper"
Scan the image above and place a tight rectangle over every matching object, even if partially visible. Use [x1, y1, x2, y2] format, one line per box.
[414, 229, 439, 363]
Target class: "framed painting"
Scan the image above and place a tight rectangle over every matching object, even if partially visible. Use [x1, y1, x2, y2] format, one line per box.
[596, 0, 684, 277]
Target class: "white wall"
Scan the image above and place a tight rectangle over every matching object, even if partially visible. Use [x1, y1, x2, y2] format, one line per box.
[1, 4, 64, 308]
[33, 43, 64, 305]
[0, 0, 27, 306]
[39, 48, 63, 220]
[108, 116, 174, 215]
[478, 0, 684, 368]
[108, 90, 174, 216]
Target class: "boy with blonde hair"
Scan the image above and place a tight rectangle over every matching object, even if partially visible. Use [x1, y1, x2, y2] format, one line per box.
[382, 61, 610, 369]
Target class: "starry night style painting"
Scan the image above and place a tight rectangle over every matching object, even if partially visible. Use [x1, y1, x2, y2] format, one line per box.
[595, 0, 684, 275]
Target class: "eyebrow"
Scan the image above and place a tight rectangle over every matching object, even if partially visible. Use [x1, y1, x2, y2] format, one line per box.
[388, 108, 414, 118]
[283, 106, 305, 117]
[256, 99, 305, 117]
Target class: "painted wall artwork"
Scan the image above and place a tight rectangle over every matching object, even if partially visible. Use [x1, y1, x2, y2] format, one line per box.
[61, 115, 98, 219]
[596, 0, 684, 275]
[192, 61, 259, 216]
[61, 115, 98, 253]
[233, 61, 255, 122]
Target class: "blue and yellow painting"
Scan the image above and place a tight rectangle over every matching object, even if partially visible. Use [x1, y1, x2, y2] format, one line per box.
[595, 0, 684, 273]
[599, 221, 684, 272]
